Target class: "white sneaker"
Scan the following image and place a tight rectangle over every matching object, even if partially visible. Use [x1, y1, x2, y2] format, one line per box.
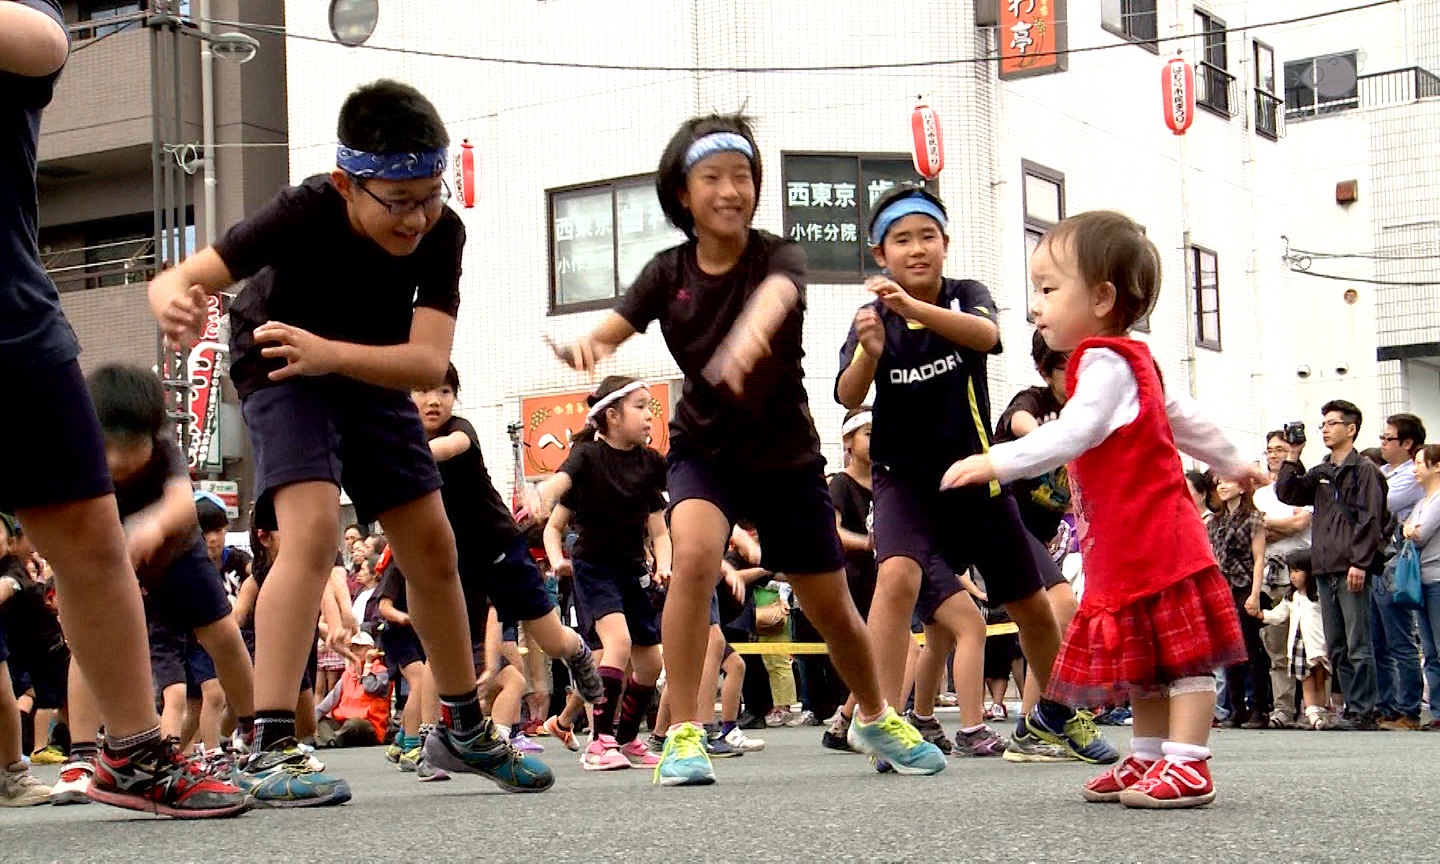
[0, 765, 52, 807]
[724, 727, 766, 752]
[50, 761, 93, 806]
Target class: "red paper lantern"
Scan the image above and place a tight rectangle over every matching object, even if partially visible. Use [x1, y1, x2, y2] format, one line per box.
[1162, 57, 1195, 136]
[454, 138, 476, 208]
[910, 103, 944, 180]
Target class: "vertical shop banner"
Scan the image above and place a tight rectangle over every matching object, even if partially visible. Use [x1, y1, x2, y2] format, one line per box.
[520, 383, 671, 476]
[999, 0, 1068, 80]
[185, 294, 226, 471]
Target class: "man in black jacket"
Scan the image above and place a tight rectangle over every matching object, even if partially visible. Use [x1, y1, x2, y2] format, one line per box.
[1276, 399, 1389, 730]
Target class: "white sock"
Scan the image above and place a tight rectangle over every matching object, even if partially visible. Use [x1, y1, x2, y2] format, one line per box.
[1162, 741, 1211, 763]
[495, 724, 511, 740]
[1130, 736, 1164, 762]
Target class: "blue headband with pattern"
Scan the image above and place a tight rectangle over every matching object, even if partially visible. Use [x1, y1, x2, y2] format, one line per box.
[869, 193, 948, 245]
[683, 132, 755, 172]
[337, 144, 448, 180]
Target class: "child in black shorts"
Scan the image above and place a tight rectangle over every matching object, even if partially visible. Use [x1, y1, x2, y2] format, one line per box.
[149, 80, 550, 801]
[835, 186, 1114, 765]
[553, 112, 942, 785]
[0, 0, 245, 818]
[375, 549, 446, 782]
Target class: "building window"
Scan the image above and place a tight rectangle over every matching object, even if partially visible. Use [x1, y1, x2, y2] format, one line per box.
[1193, 9, 1233, 116]
[1252, 40, 1281, 139]
[1021, 160, 1064, 319]
[1102, 0, 1158, 49]
[781, 154, 934, 282]
[1191, 245, 1220, 350]
[547, 175, 683, 313]
[1284, 51, 1360, 119]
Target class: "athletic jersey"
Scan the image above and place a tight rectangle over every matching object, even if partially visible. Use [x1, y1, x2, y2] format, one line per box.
[215, 175, 464, 398]
[557, 439, 667, 567]
[432, 415, 521, 559]
[836, 278, 1001, 483]
[617, 230, 821, 471]
[995, 385, 1070, 539]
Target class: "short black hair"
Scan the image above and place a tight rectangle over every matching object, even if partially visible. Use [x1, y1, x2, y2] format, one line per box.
[196, 496, 229, 534]
[87, 364, 166, 439]
[573, 375, 640, 442]
[1321, 399, 1363, 436]
[444, 362, 460, 393]
[656, 112, 761, 240]
[1030, 330, 1067, 378]
[1185, 469, 1215, 504]
[337, 80, 448, 154]
[1360, 447, 1385, 467]
[1386, 412, 1426, 454]
[867, 185, 947, 246]
[1265, 429, 1286, 445]
[1286, 548, 1312, 575]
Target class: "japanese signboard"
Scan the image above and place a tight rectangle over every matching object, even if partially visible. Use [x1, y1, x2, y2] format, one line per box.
[999, 0, 1068, 80]
[781, 154, 935, 281]
[550, 177, 683, 308]
[197, 480, 240, 520]
[184, 293, 226, 472]
[519, 382, 672, 476]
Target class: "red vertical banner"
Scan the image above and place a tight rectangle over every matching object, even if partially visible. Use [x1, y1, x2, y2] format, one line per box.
[999, 0, 1068, 80]
[184, 294, 225, 472]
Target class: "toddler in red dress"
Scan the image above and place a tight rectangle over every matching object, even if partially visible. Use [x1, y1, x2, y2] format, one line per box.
[943, 211, 1266, 809]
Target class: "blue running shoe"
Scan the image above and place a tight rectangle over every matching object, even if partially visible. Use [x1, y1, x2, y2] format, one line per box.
[1027, 708, 1120, 764]
[423, 722, 553, 793]
[653, 722, 716, 787]
[847, 707, 946, 776]
[234, 739, 351, 808]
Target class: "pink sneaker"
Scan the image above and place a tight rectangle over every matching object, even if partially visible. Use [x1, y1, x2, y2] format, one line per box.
[620, 739, 660, 767]
[580, 735, 629, 771]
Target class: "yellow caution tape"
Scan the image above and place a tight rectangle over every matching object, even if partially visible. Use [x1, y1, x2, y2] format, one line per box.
[730, 622, 1019, 655]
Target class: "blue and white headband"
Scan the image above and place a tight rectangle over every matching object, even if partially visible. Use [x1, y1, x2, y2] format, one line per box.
[683, 132, 755, 172]
[337, 144, 447, 181]
[869, 193, 948, 246]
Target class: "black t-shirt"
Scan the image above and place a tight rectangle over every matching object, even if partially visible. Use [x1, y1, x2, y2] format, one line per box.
[616, 230, 821, 471]
[836, 278, 1001, 482]
[828, 472, 877, 600]
[433, 416, 520, 558]
[215, 175, 465, 397]
[0, 1, 79, 368]
[114, 435, 190, 519]
[994, 386, 1070, 539]
[219, 546, 252, 604]
[378, 564, 408, 615]
[558, 439, 667, 567]
[0, 555, 62, 657]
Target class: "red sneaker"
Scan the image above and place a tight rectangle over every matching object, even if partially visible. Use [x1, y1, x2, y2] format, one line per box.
[1081, 754, 1154, 803]
[88, 738, 250, 819]
[1118, 757, 1215, 809]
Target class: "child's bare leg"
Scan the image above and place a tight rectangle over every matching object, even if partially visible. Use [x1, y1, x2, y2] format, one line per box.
[193, 617, 255, 734]
[721, 650, 746, 724]
[913, 625, 954, 719]
[159, 684, 187, 740]
[931, 593, 986, 728]
[698, 625, 725, 726]
[662, 500, 730, 725]
[1002, 589, 1063, 694]
[0, 663, 23, 767]
[789, 571, 885, 719]
[868, 556, 922, 709]
[1021, 581, 1077, 714]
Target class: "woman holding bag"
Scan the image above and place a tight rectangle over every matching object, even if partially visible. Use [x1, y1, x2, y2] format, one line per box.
[1405, 444, 1440, 725]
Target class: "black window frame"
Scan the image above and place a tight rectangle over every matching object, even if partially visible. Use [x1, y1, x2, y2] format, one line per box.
[780, 152, 937, 284]
[1101, 0, 1159, 52]
[546, 172, 682, 315]
[1193, 8, 1233, 118]
[1283, 51, 1360, 119]
[1021, 160, 1065, 321]
[1191, 245, 1221, 350]
[1252, 39, 1282, 140]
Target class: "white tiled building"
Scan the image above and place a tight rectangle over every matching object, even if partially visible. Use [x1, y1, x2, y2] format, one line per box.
[278, 0, 1437, 497]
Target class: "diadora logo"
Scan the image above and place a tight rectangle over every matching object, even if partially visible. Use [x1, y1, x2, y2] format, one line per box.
[889, 353, 960, 385]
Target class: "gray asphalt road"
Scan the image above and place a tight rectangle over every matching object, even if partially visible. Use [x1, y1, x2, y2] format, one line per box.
[2, 721, 1436, 863]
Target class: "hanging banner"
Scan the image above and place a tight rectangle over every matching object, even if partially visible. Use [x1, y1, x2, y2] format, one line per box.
[184, 294, 226, 471]
[999, 0, 1068, 80]
[519, 382, 671, 476]
[910, 103, 944, 180]
[1162, 56, 1196, 135]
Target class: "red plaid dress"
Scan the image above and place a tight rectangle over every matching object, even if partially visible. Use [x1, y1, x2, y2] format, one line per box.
[1045, 338, 1245, 707]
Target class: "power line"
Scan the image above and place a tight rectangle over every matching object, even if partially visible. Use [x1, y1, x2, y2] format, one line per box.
[69, 18, 142, 53]
[198, 0, 1397, 74]
[1286, 267, 1440, 287]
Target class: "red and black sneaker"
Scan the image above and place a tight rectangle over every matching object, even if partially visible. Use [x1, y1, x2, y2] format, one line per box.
[1081, 754, 1154, 803]
[87, 737, 250, 819]
[1117, 757, 1216, 809]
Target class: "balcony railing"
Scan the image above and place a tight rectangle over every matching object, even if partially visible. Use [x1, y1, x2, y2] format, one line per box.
[1286, 65, 1439, 120]
[1254, 89, 1284, 139]
[1195, 60, 1238, 118]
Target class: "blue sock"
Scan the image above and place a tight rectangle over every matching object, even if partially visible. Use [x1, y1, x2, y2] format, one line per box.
[1036, 699, 1075, 731]
[1015, 715, 1029, 738]
[720, 721, 737, 736]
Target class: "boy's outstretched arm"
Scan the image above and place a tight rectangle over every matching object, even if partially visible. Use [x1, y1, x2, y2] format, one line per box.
[147, 248, 236, 349]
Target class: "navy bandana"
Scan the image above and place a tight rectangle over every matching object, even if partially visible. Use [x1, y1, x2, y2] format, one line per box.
[336, 144, 447, 180]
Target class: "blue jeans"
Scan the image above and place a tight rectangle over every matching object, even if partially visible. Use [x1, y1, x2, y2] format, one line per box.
[1415, 582, 1440, 711]
[1318, 573, 1378, 717]
[1371, 572, 1423, 720]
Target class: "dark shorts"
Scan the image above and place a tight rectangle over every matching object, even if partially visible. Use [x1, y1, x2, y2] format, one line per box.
[572, 558, 661, 650]
[244, 379, 441, 526]
[19, 646, 69, 710]
[916, 554, 965, 627]
[501, 621, 518, 644]
[984, 633, 1023, 680]
[148, 539, 233, 635]
[380, 624, 426, 671]
[148, 619, 190, 692]
[667, 447, 844, 576]
[872, 468, 1047, 608]
[184, 638, 217, 699]
[458, 535, 557, 635]
[0, 360, 113, 513]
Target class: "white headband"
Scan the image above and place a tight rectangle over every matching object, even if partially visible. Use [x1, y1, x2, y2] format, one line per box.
[842, 411, 872, 437]
[586, 380, 650, 427]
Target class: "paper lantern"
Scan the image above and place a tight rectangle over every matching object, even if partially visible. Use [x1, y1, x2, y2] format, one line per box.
[454, 139, 476, 208]
[1162, 57, 1195, 136]
[910, 103, 944, 180]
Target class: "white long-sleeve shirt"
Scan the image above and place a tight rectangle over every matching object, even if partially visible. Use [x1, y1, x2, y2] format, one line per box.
[1261, 592, 1326, 677]
[989, 347, 1248, 486]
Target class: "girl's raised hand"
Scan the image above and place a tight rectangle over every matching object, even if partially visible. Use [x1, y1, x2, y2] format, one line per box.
[941, 455, 997, 490]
